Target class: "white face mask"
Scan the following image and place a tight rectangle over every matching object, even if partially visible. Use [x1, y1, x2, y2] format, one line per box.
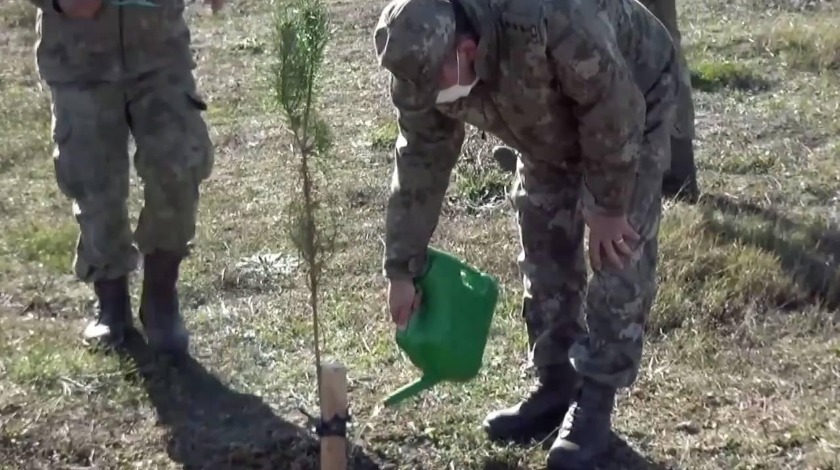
[436, 52, 478, 104]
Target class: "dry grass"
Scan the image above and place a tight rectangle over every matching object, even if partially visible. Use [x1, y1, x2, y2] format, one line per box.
[1, 0, 839, 469]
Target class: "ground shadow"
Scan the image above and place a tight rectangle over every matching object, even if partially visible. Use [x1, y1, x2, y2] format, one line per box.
[701, 194, 840, 310]
[117, 331, 386, 470]
[480, 431, 672, 469]
[603, 432, 674, 470]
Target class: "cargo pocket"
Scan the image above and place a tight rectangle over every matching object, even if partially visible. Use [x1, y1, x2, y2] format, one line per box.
[183, 90, 214, 183]
[51, 107, 83, 199]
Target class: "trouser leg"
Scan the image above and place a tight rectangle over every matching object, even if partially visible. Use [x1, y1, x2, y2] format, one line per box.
[482, 159, 587, 443]
[127, 67, 214, 258]
[548, 153, 667, 470]
[49, 81, 136, 347]
[125, 66, 214, 355]
[641, 0, 699, 201]
[50, 82, 136, 282]
[546, 53, 677, 468]
[512, 165, 588, 381]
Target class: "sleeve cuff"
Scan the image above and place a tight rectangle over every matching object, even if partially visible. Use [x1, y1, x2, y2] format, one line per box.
[382, 252, 428, 281]
[581, 179, 632, 217]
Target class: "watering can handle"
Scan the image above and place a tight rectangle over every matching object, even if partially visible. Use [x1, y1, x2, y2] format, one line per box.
[383, 376, 440, 407]
[461, 269, 493, 295]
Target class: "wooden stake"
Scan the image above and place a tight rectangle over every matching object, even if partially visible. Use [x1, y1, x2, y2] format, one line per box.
[319, 362, 348, 470]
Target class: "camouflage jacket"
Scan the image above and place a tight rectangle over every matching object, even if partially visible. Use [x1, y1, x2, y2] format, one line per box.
[28, 0, 194, 84]
[378, 0, 676, 280]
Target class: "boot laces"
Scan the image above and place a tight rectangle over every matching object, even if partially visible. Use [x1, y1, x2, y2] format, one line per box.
[560, 384, 607, 435]
[560, 399, 582, 435]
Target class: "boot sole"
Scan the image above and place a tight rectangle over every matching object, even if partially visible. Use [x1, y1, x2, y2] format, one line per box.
[484, 426, 559, 445]
[482, 412, 566, 445]
[82, 325, 140, 352]
[546, 449, 606, 470]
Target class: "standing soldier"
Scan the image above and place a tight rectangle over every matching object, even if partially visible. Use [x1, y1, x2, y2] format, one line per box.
[374, 0, 678, 467]
[492, 0, 700, 202]
[27, 0, 224, 355]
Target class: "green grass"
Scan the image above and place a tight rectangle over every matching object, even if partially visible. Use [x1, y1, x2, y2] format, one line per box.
[690, 61, 769, 92]
[760, 15, 840, 73]
[451, 131, 511, 210]
[1, 0, 839, 469]
[3, 221, 78, 274]
[369, 120, 398, 151]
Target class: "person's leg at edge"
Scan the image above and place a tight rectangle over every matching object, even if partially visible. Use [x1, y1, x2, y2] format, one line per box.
[483, 157, 587, 443]
[50, 82, 138, 348]
[642, 0, 699, 202]
[547, 173, 662, 469]
[127, 66, 214, 356]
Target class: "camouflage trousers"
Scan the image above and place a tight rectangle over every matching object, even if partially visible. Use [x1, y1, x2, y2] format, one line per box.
[48, 66, 214, 283]
[510, 57, 677, 390]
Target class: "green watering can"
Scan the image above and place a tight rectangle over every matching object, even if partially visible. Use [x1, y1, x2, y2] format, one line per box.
[383, 247, 500, 407]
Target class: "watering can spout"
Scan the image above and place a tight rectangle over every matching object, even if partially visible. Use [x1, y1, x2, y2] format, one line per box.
[383, 376, 440, 407]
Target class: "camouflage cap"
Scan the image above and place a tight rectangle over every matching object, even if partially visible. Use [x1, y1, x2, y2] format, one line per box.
[374, 0, 457, 104]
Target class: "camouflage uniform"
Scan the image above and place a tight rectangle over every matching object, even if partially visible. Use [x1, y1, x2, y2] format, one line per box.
[29, 0, 213, 355]
[640, 0, 698, 200]
[491, 0, 699, 201]
[375, 0, 677, 467]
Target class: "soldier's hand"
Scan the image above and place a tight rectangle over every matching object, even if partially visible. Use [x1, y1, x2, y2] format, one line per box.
[203, 0, 225, 13]
[57, 0, 102, 19]
[387, 279, 421, 330]
[583, 210, 640, 271]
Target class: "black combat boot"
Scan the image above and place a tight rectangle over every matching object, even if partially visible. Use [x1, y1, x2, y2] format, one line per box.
[139, 250, 189, 356]
[83, 276, 133, 348]
[662, 137, 699, 203]
[547, 378, 617, 470]
[482, 364, 581, 444]
[491, 145, 518, 173]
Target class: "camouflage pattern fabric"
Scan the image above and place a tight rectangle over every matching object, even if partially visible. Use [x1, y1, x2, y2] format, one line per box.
[31, 1, 194, 84]
[375, 0, 678, 388]
[519, 61, 676, 388]
[31, 2, 213, 283]
[640, 0, 695, 140]
[50, 68, 213, 282]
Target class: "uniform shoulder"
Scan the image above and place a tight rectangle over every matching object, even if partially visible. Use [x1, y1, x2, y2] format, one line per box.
[494, 0, 589, 46]
[495, 0, 550, 47]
